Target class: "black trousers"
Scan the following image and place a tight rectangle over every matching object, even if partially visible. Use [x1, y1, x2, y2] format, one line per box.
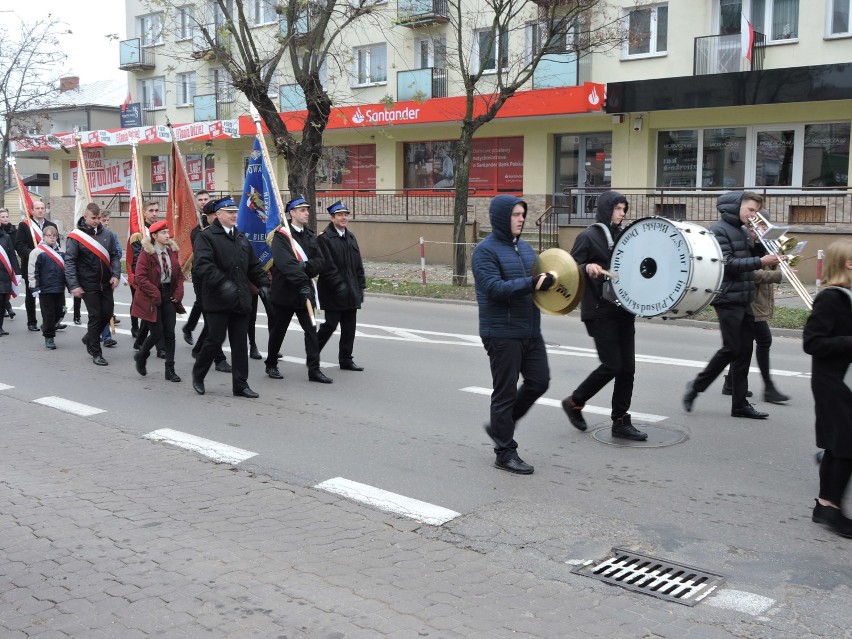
[265, 303, 320, 371]
[130, 287, 139, 331]
[140, 285, 177, 365]
[819, 449, 852, 505]
[693, 305, 755, 408]
[73, 296, 81, 320]
[572, 316, 636, 419]
[39, 292, 65, 338]
[248, 293, 274, 347]
[0, 293, 8, 329]
[81, 289, 114, 357]
[191, 313, 227, 364]
[185, 299, 203, 332]
[193, 311, 250, 392]
[484, 335, 550, 460]
[754, 320, 773, 385]
[317, 309, 357, 364]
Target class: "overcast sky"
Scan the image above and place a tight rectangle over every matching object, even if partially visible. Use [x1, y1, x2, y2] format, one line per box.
[1, 1, 127, 86]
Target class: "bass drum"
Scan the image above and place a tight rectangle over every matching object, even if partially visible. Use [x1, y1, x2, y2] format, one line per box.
[609, 217, 723, 318]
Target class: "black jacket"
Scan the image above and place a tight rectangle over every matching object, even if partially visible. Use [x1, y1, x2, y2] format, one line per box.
[0, 223, 16, 248]
[316, 223, 365, 311]
[571, 191, 634, 321]
[269, 226, 324, 309]
[15, 218, 58, 278]
[65, 217, 121, 292]
[192, 219, 265, 315]
[709, 192, 762, 308]
[0, 228, 21, 295]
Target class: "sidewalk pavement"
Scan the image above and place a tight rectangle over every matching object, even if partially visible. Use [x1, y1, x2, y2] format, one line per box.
[2, 393, 759, 638]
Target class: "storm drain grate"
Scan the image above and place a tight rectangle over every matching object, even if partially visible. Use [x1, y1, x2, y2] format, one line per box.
[571, 548, 725, 606]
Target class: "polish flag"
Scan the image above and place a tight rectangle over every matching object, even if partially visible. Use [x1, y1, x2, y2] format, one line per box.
[741, 14, 755, 62]
[121, 91, 132, 113]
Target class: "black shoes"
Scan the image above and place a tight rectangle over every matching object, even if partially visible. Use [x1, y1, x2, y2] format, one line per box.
[0, 329, 8, 337]
[45, 337, 56, 350]
[192, 378, 205, 395]
[165, 364, 181, 383]
[73, 316, 81, 325]
[731, 403, 768, 419]
[182, 326, 194, 345]
[561, 396, 587, 431]
[721, 375, 753, 397]
[156, 348, 166, 359]
[683, 381, 698, 412]
[131, 327, 139, 338]
[234, 387, 259, 398]
[55, 323, 67, 331]
[495, 456, 534, 475]
[27, 324, 40, 332]
[812, 500, 852, 538]
[215, 360, 232, 373]
[309, 370, 333, 384]
[134, 351, 148, 376]
[764, 386, 790, 404]
[249, 344, 262, 360]
[103, 338, 117, 348]
[92, 355, 108, 366]
[266, 366, 283, 379]
[81, 335, 95, 355]
[7, 311, 14, 319]
[340, 362, 364, 371]
[612, 414, 648, 441]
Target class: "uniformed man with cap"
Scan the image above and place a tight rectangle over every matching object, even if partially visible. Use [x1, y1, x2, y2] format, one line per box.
[265, 196, 333, 383]
[316, 201, 366, 371]
[191, 197, 267, 398]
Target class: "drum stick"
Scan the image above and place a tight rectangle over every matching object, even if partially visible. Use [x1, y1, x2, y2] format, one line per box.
[601, 269, 619, 281]
[306, 299, 316, 327]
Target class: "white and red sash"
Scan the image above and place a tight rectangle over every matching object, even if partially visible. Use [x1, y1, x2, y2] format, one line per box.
[24, 218, 44, 245]
[0, 244, 20, 298]
[38, 242, 65, 270]
[278, 227, 308, 262]
[68, 229, 111, 268]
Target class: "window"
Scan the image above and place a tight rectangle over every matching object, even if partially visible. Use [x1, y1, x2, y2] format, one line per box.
[209, 68, 235, 102]
[702, 128, 747, 187]
[248, 0, 277, 26]
[150, 156, 168, 193]
[176, 72, 197, 106]
[139, 13, 164, 46]
[529, 18, 577, 57]
[280, 83, 307, 111]
[657, 130, 698, 187]
[177, 6, 194, 40]
[139, 77, 165, 109]
[473, 27, 509, 73]
[803, 123, 850, 187]
[828, 0, 851, 35]
[353, 44, 387, 85]
[415, 37, 446, 69]
[316, 145, 377, 190]
[624, 4, 667, 57]
[402, 138, 523, 192]
[751, 0, 799, 40]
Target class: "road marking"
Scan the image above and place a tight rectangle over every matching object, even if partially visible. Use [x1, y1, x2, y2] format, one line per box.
[144, 428, 257, 464]
[0, 383, 14, 391]
[315, 477, 461, 526]
[460, 387, 668, 423]
[33, 396, 105, 417]
[706, 589, 775, 615]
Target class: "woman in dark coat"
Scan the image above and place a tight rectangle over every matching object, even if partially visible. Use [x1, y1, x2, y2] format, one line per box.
[0, 219, 21, 336]
[131, 221, 185, 383]
[803, 239, 852, 538]
[0, 208, 18, 320]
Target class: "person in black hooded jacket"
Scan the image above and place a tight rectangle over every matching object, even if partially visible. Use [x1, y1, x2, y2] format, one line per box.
[560, 191, 648, 441]
[683, 191, 782, 419]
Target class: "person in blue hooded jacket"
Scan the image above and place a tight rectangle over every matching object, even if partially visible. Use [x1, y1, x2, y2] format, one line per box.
[560, 191, 649, 441]
[683, 191, 782, 419]
[473, 195, 554, 475]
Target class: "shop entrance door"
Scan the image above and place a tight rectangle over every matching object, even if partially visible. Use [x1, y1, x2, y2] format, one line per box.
[554, 132, 612, 221]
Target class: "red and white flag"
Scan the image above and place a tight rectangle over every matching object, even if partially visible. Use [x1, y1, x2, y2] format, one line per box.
[741, 13, 755, 62]
[121, 91, 132, 113]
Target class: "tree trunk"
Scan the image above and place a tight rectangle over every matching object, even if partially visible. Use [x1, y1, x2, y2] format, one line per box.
[451, 127, 476, 285]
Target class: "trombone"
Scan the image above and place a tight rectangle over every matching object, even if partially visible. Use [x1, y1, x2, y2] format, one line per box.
[747, 211, 813, 311]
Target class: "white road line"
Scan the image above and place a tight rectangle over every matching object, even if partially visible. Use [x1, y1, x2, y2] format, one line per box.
[144, 428, 257, 464]
[315, 477, 461, 526]
[0, 383, 14, 391]
[460, 387, 668, 423]
[706, 589, 776, 615]
[33, 396, 105, 417]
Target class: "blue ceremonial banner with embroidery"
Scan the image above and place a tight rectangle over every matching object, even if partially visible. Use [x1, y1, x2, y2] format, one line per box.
[237, 138, 280, 267]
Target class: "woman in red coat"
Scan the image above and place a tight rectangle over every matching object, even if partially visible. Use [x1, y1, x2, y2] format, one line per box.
[131, 221, 185, 382]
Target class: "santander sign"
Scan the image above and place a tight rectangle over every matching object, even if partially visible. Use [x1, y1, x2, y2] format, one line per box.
[351, 106, 421, 125]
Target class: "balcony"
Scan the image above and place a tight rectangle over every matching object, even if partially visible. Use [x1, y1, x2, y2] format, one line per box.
[694, 31, 766, 75]
[397, 0, 450, 28]
[118, 38, 155, 71]
[279, 12, 315, 46]
[533, 52, 581, 89]
[193, 95, 232, 121]
[397, 67, 448, 101]
[191, 26, 230, 60]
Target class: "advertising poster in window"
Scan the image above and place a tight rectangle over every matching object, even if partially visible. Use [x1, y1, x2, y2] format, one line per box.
[402, 137, 523, 191]
[186, 154, 203, 189]
[151, 157, 168, 192]
[316, 145, 376, 190]
[205, 158, 215, 190]
[657, 130, 698, 187]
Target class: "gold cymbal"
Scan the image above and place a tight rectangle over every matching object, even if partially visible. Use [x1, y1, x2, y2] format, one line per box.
[532, 248, 583, 315]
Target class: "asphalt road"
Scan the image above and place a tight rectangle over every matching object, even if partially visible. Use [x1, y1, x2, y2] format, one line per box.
[2, 288, 849, 636]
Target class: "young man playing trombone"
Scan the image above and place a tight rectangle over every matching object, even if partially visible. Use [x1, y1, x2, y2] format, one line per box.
[683, 191, 783, 419]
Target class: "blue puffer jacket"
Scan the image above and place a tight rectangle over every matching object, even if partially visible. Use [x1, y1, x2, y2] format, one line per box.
[472, 194, 540, 339]
[29, 246, 67, 294]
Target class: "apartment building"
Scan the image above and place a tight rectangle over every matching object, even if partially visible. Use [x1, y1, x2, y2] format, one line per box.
[18, 0, 852, 232]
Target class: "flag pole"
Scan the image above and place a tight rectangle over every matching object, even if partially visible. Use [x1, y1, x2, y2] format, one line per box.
[73, 127, 93, 201]
[249, 106, 315, 325]
[130, 142, 145, 236]
[6, 156, 37, 248]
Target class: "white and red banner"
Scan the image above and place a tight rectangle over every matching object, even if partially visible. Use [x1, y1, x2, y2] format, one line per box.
[71, 149, 134, 195]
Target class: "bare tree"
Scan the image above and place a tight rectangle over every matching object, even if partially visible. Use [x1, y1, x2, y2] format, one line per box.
[441, 0, 626, 284]
[150, 0, 380, 228]
[0, 16, 69, 207]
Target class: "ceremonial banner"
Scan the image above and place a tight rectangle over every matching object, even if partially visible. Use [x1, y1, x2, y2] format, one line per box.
[168, 140, 199, 270]
[237, 138, 280, 268]
[73, 135, 92, 220]
[126, 145, 145, 286]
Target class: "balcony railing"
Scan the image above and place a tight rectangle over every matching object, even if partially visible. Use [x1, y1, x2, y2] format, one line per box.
[397, 0, 450, 27]
[694, 31, 766, 75]
[397, 67, 448, 101]
[118, 38, 155, 71]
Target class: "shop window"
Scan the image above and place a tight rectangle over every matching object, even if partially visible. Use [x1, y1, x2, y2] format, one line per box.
[656, 130, 698, 187]
[151, 156, 168, 193]
[403, 137, 523, 192]
[803, 123, 850, 187]
[316, 145, 376, 190]
[702, 128, 747, 188]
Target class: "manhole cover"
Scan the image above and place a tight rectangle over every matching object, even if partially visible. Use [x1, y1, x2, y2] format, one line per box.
[572, 548, 725, 606]
[590, 424, 687, 448]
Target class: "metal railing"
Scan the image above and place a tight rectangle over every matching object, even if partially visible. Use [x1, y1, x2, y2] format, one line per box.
[397, 67, 448, 101]
[694, 31, 766, 75]
[557, 186, 852, 226]
[397, 0, 450, 25]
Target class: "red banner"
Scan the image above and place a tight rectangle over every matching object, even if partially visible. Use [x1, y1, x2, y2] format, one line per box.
[168, 143, 198, 269]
